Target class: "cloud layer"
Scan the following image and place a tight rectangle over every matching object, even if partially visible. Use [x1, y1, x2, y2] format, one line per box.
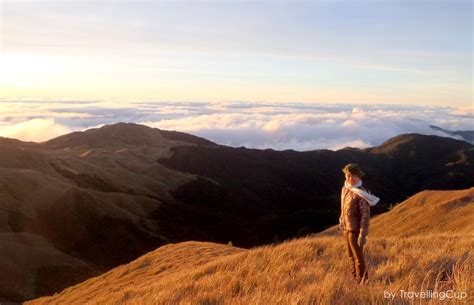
[0, 100, 472, 150]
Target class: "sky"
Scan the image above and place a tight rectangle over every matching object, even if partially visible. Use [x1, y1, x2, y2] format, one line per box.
[0, 1, 472, 150]
[0, 0, 472, 105]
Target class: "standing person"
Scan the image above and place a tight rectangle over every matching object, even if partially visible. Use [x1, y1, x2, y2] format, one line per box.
[339, 163, 380, 284]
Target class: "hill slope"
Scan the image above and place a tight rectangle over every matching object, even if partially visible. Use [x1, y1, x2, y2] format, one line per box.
[430, 125, 474, 144]
[1, 123, 473, 303]
[27, 188, 474, 305]
[320, 187, 474, 238]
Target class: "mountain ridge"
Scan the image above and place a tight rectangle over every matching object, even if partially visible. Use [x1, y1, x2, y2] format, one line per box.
[0, 123, 473, 303]
[429, 124, 474, 144]
[44, 122, 216, 148]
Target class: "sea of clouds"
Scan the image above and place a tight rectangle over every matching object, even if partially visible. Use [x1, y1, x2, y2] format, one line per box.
[0, 100, 472, 151]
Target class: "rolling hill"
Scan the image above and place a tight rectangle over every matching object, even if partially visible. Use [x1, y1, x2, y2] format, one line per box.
[430, 125, 474, 144]
[26, 187, 474, 305]
[0, 123, 473, 303]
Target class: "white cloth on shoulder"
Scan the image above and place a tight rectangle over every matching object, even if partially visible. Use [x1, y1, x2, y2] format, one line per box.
[344, 180, 380, 206]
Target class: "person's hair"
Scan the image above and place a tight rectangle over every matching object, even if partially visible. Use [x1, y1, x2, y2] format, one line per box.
[342, 163, 365, 178]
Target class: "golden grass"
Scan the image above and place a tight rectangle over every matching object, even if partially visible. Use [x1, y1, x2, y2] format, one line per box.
[27, 233, 473, 305]
[27, 188, 474, 305]
[369, 188, 474, 237]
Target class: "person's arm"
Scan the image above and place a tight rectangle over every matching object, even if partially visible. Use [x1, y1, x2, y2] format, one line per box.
[358, 198, 370, 245]
[339, 188, 344, 231]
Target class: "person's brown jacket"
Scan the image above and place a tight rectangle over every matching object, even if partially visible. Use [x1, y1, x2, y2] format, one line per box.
[339, 185, 370, 238]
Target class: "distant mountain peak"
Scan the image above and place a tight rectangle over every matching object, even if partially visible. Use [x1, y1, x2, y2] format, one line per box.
[369, 133, 472, 155]
[429, 125, 474, 144]
[44, 122, 216, 148]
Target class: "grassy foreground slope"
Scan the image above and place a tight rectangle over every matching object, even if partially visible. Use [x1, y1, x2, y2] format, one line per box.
[27, 188, 474, 305]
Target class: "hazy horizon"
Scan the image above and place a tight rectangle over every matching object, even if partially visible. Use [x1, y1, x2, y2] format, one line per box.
[0, 1, 472, 150]
[1, 1, 472, 105]
[0, 100, 472, 151]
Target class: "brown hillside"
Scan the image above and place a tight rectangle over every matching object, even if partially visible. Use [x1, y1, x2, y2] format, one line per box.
[1, 123, 473, 303]
[370, 187, 474, 237]
[321, 187, 474, 238]
[27, 188, 473, 305]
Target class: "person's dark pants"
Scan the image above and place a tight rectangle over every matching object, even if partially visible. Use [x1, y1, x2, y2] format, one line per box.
[343, 230, 368, 283]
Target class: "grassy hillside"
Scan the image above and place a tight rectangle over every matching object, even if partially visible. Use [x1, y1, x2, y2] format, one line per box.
[320, 187, 474, 238]
[2, 123, 473, 302]
[27, 188, 473, 305]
